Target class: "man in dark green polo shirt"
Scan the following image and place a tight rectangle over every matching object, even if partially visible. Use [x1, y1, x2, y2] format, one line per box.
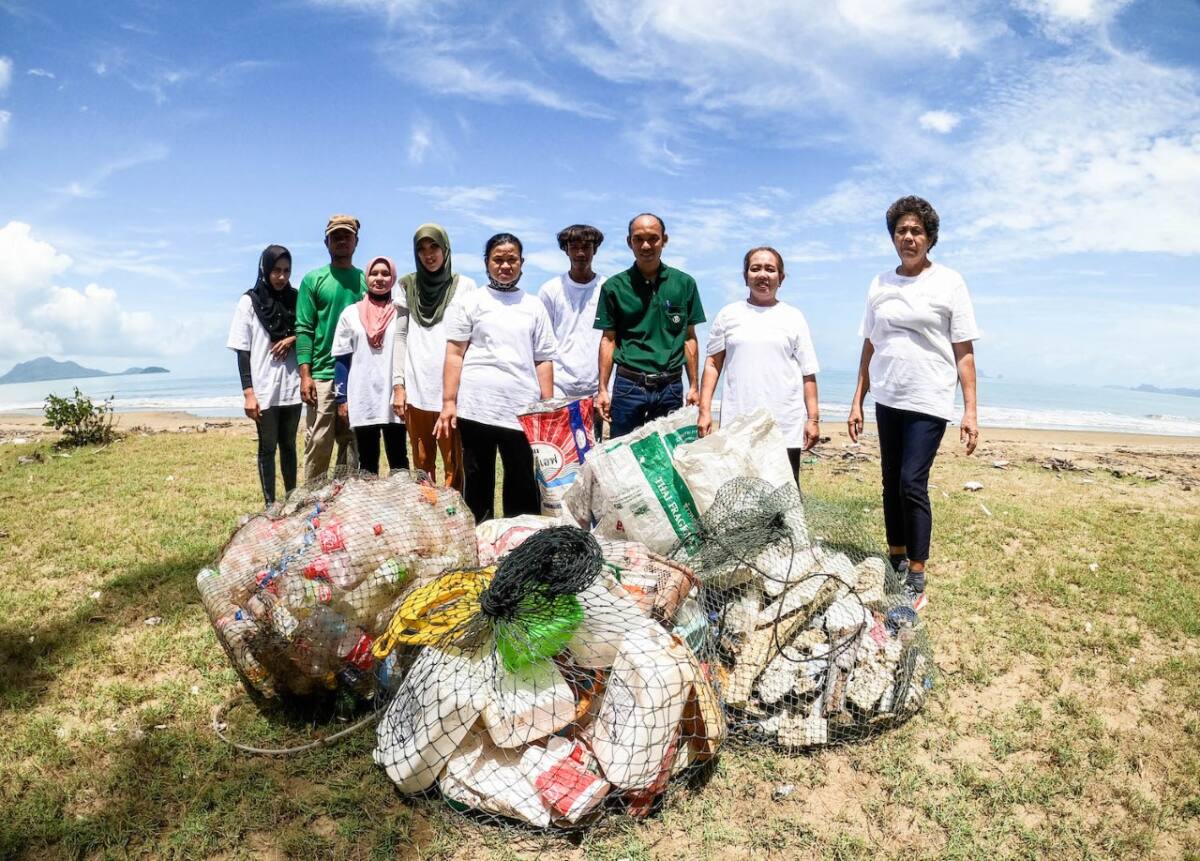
[594, 213, 705, 438]
[296, 213, 366, 483]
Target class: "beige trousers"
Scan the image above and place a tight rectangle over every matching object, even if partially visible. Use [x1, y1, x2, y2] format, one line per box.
[303, 379, 358, 484]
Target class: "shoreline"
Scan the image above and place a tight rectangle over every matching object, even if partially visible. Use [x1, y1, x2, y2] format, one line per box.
[2, 408, 1197, 449]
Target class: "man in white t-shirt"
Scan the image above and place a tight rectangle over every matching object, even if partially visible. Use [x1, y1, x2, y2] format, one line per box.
[537, 224, 607, 438]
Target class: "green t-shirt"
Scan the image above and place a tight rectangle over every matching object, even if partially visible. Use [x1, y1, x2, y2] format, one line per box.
[594, 263, 705, 374]
[295, 264, 366, 380]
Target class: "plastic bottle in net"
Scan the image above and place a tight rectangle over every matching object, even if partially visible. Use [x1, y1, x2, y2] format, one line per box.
[196, 470, 477, 703]
[670, 476, 934, 749]
[372, 525, 725, 830]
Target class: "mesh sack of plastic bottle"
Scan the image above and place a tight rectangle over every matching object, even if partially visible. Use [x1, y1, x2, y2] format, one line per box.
[372, 525, 725, 830]
[672, 477, 934, 749]
[196, 470, 477, 703]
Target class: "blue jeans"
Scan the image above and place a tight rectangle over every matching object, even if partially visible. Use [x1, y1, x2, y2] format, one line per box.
[609, 374, 684, 439]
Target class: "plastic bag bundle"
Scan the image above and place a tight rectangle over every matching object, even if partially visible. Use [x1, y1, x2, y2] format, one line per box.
[373, 525, 725, 829]
[196, 471, 477, 702]
[672, 477, 934, 748]
[518, 397, 596, 518]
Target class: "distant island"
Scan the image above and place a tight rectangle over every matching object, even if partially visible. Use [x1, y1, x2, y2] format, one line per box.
[1107, 383, 1200, 399]
[0, 356, 170, 385]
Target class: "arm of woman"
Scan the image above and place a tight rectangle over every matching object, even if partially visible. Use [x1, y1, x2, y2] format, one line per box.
[269, 335, 296, 360]
[847, 338, 874, 443]
[684, 325, 701, 406]
[392, 309, 409, 418]
[236, 350, 260, 421]
[333, 353, 351, 422]
[535, 360, 554, 399]
[802, 374, 820, 449]
[697, 351, 724, 437]
[434, 340, 467, 439]
[954, 340, 979, 455]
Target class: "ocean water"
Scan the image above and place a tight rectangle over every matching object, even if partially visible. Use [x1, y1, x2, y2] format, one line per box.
[1, 370, 1198, 437]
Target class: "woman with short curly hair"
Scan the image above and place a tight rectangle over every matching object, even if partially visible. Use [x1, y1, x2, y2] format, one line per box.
[848, 196, 980, 610]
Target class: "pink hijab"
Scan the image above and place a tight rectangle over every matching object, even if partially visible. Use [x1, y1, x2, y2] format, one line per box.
[360, 255, 397, 350]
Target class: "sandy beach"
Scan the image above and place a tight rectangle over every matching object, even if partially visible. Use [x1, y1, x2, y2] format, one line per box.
[5, 408, 1197, 490]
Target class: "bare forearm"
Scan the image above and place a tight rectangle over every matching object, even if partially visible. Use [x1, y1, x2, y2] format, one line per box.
[684, 332, 699, 389]
[535, 361, 553, 399]
[442, 344, 466, 404]
[598, 332, 615, 388]
[956, 346, 977, 412]
[803, 376, 819, 419]
[699, 354, 723, 410]
[851, 339, 873, 406]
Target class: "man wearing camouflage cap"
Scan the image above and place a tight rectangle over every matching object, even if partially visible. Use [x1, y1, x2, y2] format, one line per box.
[296, 214, 366, 483]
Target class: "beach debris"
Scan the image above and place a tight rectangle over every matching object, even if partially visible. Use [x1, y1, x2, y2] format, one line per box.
[963, 481, 984, 491]
[17, 452, 44, 465]
[11, 437, 29, 445]
[373, 525, 723, 828]
[772, 783, 796, 801]
[90, 590, 102, 600]
[197, 470, 477, 703]
[1088, 562, 1099, 572]
[1041, 457, 1086, 472]
[979, 503, 993, 517]
[143, 616, 163, 626]
[991, 459, 1010, 469]
[165, 475, 176, 482]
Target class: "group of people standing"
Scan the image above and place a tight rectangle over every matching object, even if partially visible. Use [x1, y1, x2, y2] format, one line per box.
[227, 196, 979, 609]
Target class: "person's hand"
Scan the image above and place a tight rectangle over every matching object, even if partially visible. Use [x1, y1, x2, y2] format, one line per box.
[243, 391, 261, 422]
[300, 374, 317, 406]
[803, 418, 820, 450]
[847, 404, 863, 443]
[337, 402, 348, 423]
[960, 410, 979, 455]
[686, 385, 700, 407]
[697, 407, 712, 438]
[596, 388, 611, 422]
[392, 385, 407, 420]
[269, 336, 295, 360]
[433, 402, 457, 439]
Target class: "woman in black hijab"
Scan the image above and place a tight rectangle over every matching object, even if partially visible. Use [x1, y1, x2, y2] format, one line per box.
[226, 245, 303, 506]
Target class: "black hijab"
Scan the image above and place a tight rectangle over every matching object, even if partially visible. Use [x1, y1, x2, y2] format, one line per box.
[246, 245, 297, 342]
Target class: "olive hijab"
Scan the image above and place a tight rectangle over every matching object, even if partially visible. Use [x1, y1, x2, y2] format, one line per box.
[246, 244, 297, 342]
[400, 223, 459, 328]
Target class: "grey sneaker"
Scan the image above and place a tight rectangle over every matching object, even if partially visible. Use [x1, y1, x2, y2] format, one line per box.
[904, 567, 927, 611]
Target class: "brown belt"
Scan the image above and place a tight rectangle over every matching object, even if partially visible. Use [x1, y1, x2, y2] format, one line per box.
[616, 365, 683, 389]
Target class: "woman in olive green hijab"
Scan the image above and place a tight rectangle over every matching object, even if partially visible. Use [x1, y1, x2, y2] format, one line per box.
[393, 224, 478, 489]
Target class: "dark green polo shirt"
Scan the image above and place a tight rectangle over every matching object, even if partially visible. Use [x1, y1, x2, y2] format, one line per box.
[594, 263, 705, 374]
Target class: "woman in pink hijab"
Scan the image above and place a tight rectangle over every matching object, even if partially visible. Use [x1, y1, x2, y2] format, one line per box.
[332, 255, 410, 474]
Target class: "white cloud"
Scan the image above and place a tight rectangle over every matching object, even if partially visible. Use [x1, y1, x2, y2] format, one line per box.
[0, 221, 73, 304]
[0, 221, 192, 360]
[26, 68, 55, 79]
[408, 120, 432, 165]
[53, 144, 169, 202]
[0, 56, 12, 94]
[93, 61, 107, 76]
[214, 218, 232, 234]
[1014, 0, 1131, 38]
[405, 184, 543, 234]
[0, 110, 9, 148]
[918, 110, 962, 134]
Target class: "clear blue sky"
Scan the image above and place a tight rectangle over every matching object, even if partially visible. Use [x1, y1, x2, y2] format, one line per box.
[1, 0, 1197, 386]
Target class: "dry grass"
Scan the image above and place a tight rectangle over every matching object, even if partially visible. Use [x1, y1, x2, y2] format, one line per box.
[1, 426, 1197, 860]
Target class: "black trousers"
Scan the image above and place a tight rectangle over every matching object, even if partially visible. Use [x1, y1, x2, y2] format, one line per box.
[875, 402, 947, 561]
[354, 423, 409, 475]
[458, 418, 540, 523]
[787, 447, 803, 486]
[256, 404, 302, 505]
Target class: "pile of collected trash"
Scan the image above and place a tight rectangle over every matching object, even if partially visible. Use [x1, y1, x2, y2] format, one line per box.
[199, 405, 933, 830]
[372, 525, 724, 827]
[197, 471, 477, 702]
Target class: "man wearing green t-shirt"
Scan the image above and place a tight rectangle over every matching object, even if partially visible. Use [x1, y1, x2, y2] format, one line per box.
[296, 214, 367, 483]
[594, 213, 705, 438]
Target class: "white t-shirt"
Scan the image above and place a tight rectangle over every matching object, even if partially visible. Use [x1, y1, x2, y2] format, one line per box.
[706, 300, 820, 447]
[446, 285, 558, 431]
[396, 276, 478, 413]
[857, 261, 979, 421]
[225, 294, 301, 409]
[537, 272, 605, 399]
[331, 303, 404, 429]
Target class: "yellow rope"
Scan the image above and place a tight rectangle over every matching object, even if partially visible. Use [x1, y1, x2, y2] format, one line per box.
[372, 567, 495, 657]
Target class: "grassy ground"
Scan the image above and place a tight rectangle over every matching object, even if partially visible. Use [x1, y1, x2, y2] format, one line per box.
[1, 428, 1197, 860]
